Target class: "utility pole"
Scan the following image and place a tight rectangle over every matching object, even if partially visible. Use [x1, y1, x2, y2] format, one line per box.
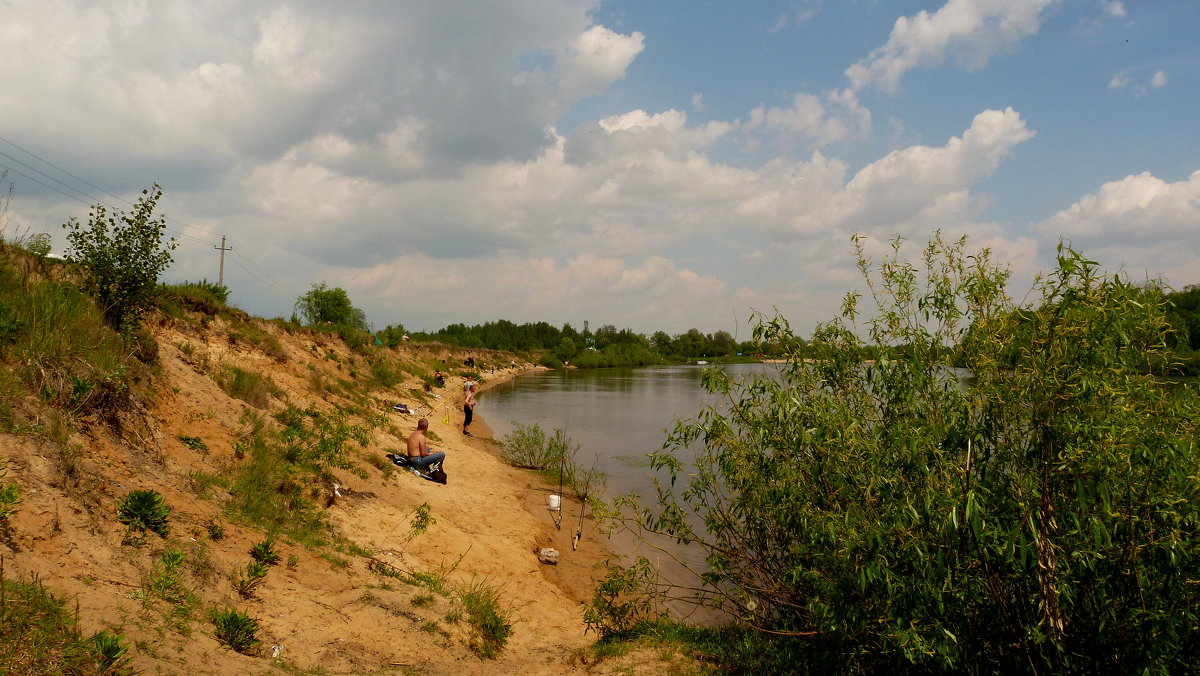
[214, 236, 233, 287]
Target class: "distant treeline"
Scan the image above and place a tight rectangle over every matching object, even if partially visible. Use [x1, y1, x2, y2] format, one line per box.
[405, 320, 786, 368]
[377, 284, 1200, 373]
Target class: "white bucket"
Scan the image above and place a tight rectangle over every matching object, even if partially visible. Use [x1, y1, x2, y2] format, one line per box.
[547, 494, 562, 511]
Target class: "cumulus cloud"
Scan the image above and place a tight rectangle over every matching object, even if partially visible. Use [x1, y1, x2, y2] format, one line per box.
[1102, 1, 1127, 19]
[804, 108, 1035, 238]
[555, 25, 646, 100]
[0, 0, 632, 187]
[846, 0, 1060, 93]
[1035, 170, 1200, 286]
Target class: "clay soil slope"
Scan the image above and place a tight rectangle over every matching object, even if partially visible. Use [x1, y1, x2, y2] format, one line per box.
[1, 308, 639, 675]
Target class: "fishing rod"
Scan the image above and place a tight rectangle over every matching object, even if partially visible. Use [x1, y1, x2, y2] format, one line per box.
[571, 455, 600, 552]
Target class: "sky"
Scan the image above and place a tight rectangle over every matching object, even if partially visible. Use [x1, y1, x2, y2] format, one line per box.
[1, 0, 1197, 337]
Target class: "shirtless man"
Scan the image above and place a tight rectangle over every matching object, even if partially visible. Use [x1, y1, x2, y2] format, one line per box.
[407, 418, 445, 471]
[462, 383, 476, 436]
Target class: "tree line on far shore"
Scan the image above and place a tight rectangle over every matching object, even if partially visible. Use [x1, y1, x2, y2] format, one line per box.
[295, 280, 1200, 375]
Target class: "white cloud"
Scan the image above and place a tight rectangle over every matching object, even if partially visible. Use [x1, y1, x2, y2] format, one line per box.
[816, 108, 1035, 237]
[555, 25, 646, 101]
[1035, 170, 1200, 284]
[745, 89, 872, 147]
[1110, 69, 1169, 95]
[846, 0, 1060, 93]
[769, 1, 823, 34]
[1102, 1, 1126, 19]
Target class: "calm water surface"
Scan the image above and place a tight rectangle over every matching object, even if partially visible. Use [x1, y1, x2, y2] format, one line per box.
[479, 363, 779, 620]
[481, 363, 777, 502]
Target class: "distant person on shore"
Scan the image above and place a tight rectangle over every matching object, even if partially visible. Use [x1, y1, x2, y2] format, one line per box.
[407, 418, 445, 472]
[462, 383, 476, 436]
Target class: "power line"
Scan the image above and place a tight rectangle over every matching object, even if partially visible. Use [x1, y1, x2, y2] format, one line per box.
[0, 134, 131, 207]
[0, 149, 100, 205]
[0, 160, 94, 207]
[2, 135, 308, 302]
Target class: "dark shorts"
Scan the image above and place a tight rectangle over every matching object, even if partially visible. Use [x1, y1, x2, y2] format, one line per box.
[463, 404, 474, 426]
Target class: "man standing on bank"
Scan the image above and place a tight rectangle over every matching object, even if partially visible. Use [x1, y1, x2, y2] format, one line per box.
[462, 382, 476, 436]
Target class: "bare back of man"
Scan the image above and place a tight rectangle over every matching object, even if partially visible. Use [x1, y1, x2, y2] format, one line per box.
[405, 418, 445, 472]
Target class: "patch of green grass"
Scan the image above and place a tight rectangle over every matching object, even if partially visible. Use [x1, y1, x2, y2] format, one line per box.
[0, 253, 148, 424]
[458, 577, 513, 660]
[317, 553, 348, 569]
[189, 470, 228, 499]
[217, 364, 280, 408]
[0, 567, 134, 673]
[178, 434, 208, 451]
[411, 593, 434, 608]
[227, 317, 287, 362]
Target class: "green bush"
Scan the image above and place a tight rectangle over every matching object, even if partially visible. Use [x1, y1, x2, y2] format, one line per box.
[117, 489, 170, 537]
[294, 282, 368, 331]
[211, 608, 259, 653]
[499, 422, 549, 469]
[583, 556, 663, 637]
[618, 235, 1200, 674]
[62, 184, 177, 331]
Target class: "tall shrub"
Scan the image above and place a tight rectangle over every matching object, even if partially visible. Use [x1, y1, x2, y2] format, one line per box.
[62, 184, 176, 331]
[621, 235, 1200, 673]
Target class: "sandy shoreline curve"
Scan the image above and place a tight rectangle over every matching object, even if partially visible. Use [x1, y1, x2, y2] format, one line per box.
[433, 363, 614, 609]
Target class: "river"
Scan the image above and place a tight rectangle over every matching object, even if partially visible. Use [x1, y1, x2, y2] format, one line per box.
[479, 362, 780, 621]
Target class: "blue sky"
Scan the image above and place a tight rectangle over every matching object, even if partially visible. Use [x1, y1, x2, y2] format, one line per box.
[1, 0, 1197, 336]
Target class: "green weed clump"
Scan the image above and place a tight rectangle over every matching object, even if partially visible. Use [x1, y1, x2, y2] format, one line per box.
[249, 539, 280, 566]
[0, 458, 19, 522]
[211, 608, 259, 654]
[139, 546, 200, 631]
[232, 561, 269, 599]
[117, 489, 171, 538]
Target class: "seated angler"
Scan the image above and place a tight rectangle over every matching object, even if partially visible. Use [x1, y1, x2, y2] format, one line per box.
[389, 418, 445, 482]
[409, 418, 443, 467]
